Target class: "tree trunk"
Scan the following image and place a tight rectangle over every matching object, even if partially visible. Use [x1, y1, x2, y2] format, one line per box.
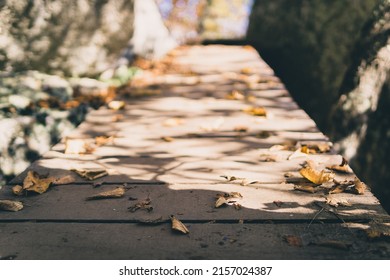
[329, 0, 390, 210]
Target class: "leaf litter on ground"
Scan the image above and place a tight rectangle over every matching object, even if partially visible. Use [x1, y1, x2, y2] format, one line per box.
[12, 170, 55, 196]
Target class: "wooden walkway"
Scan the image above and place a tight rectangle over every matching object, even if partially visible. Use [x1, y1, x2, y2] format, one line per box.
[1, 45, 389, 259]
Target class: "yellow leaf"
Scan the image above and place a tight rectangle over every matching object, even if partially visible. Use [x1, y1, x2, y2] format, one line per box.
[353, 178, 367, 195]
[299, 162, 334, 184]
[225, 90, 245, 100]
[71, 168, 108, 181]
[170, 215, 189, 234]
[86, 187, 125, 200]
[12, 185, 24, 196]
[95, 136, 114, 147]
[161, 136, 174, 142]
[0, 200, 23, 212]
[243, 106, 267, 117]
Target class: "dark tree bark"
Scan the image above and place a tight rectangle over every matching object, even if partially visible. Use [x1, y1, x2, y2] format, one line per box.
[329, 0, 390, 211]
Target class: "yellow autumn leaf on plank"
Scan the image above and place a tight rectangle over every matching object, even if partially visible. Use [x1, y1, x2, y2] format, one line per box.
[327, 157, 353, 174]
[243, 106, 267, 117]
[14, 171, 55, 195]
[299, 161, 334, 184]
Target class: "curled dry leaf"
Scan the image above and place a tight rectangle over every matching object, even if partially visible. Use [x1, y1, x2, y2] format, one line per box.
[243, 106, 267, 117]
[71, 168, 108, 181]
[299, 161, 334, 185]
[283, 235, 303, 247]
[0, 200, 23, 212]
[86, 187, 125, 200]
[108, 100, 125, 110]
[163, 118, 184, 127]
[327, 157, 353, 174]
[65, 139, 94, 154]
[13, 171, 55, 195]
[353, 178, 367, 195]
[225, 90, 245, 100]
[161, 136, 174, 142]
[215, 196, 229, 208]
[128, 198, 153, 212]
[325, 197, 352, 207]
[170, 215, 189, 234]
[53, 175, 75, 185]
[294, 185, 317, 194]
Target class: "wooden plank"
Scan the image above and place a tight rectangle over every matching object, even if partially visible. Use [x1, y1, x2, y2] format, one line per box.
[0, 183, 385, 221]
[0, 222, 389, 259]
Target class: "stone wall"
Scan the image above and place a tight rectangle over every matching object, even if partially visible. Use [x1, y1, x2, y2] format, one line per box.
[0, 0, 134, 77]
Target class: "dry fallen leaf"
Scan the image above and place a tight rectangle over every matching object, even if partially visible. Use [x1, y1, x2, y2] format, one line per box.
[86, 187, 125, 200]
[163, 118, 185, 127]
[170, 215, 189, 234]
[108, 100, 125, 110]
[299, 161, 334, 184]
[95, 135, 114, 147]
[243, 106, 267, 117]
[300, 142, 332, 153]
[128, 198, 153, 212]
[71, 168, 108, 181]
[353, 178, 367, 195]
[220, 175, 244, 182]
[225, 90, 245, 100]
[65, 139, 94, 154]
[294, 185, 318, 194]
[325, 197, 352, 207]
[215, 196, 229, 208]
[283, 235, 303, 247]
[14, 171, 56, 195]
[53, 175, 76, 185]
[161, 136, 174, 142]
[0, 200, 23, 212]
[327, 157, 353, 174]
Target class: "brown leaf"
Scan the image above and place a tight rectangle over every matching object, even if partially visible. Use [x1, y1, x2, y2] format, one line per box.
[294, 185, 317, 194]
[325, 197, 352, 207]
[108, 100, 125, 110]
[163, 118, 184, 127]
[299, 161, 334, 184]
[353, 178, 367, 195]
[128, 198, 153, 212]
[12, 185, 24, 196]
[170, 215, 189, 234]
[283, 235, 303, 247]
[0, 200, 23, 212]
[65, 139, 94, 154]
[300, 142, 332, 153]
[95, 136, 114, 147]
[215, 196, 229, 208]
[225, 90, 244, 100]
[86, 187, 125, 200]
[228, 192, 243, 198]
[161, 136, 174, 142]
[71, 168, 108, 181]
[327, 157, 353, 174]
[53, 175, 75, 185]
[20, 171, 55, 194]
[243, 106, 267, 117]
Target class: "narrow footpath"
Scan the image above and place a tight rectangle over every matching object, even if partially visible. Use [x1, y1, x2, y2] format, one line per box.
[0, 45, 389, 259]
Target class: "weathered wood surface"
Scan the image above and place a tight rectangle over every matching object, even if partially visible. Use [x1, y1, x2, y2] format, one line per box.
[1, 45, 389, 259]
